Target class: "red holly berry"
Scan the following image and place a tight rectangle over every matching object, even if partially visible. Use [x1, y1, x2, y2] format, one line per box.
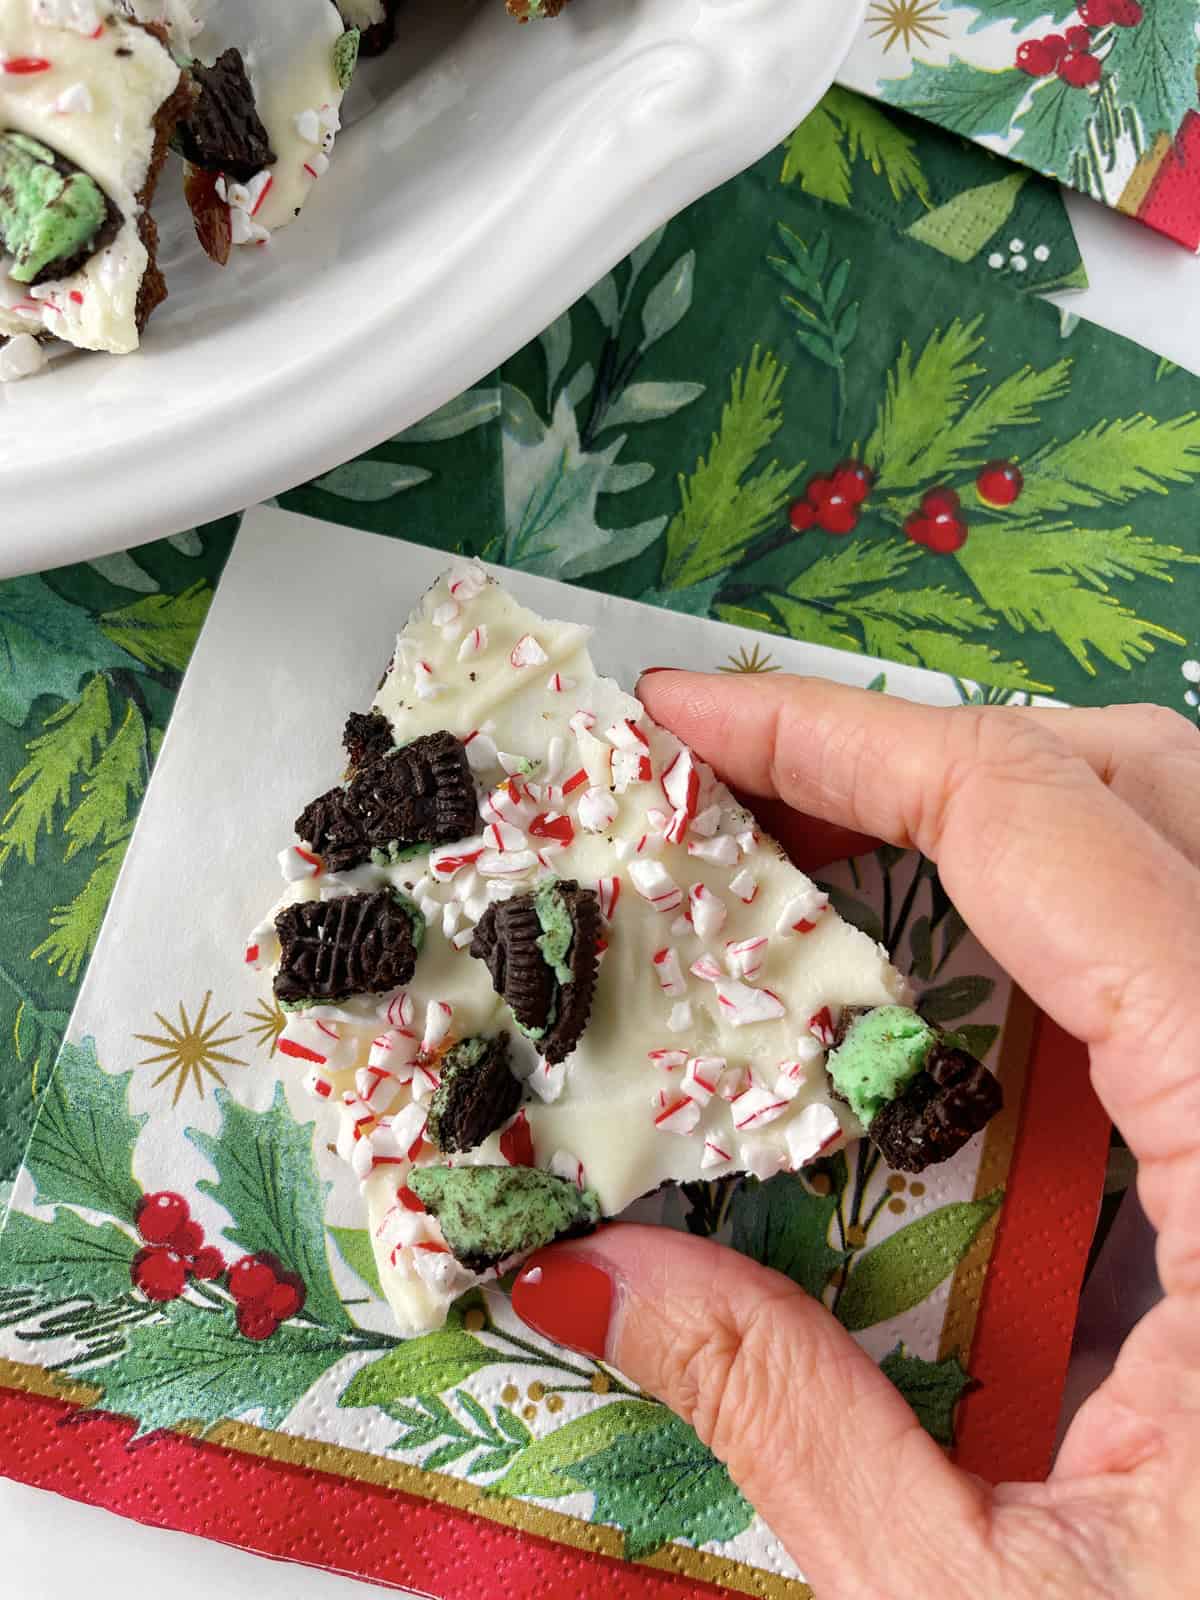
[1064, 24, 1091, 49]
[926, 514, 969, 554]
[1076, 0, 1113, 22]
[1109, 0, 1142, 23]
[1016, 38, 1056, 75]
[920, 486, 960, 518]
[832, 459, 873, 505]
[804, 474, 835, 508]
[132, 1246, 188, 1303]
[815, 493, 858, 536]
[1058, 50, 1102, 87]
[228, 1253, 278, 1305]
[136, 1191, 190, 1245]
[976, 459, 1024, 507]
[236, 1304, 280, 1341]
[788, 499, 816, 532]
[170, 1219, 205, 1258]
[191, 1246, 226, 1281]
[267, 1280, 304, 1321]
[1041, 32, 1068, 64]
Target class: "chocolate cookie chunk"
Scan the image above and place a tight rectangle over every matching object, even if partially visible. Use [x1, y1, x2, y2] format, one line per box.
[295, 729, 476, 871]
[868, 1043, 1003, 1174]
[274, 889, 424, 1004]
[342, 710, 393, 772]
[469, 879, 600, 1064]
[176, 49, 276, 182]
[408, 1165, 601, 1274]
[0, 132, 122, 286]
[426, 1034, 520, 1155]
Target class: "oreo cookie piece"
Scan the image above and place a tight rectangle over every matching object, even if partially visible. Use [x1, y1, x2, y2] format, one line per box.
[868, 1043, 1003, 1174]
[0, 132, 122, 287]
[470, 879, 600, 1064]
[825, 1005, 1002, 1174]
[295, 729, 475, 872]
[426, 1034, 521, 1155]
[274, 889, 424, 1005]
[408, 1165, 601, 1274]
[342, 710, 394, 772]
[176, 49, 277, 182]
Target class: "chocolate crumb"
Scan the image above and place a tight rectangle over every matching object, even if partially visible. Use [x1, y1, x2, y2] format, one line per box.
[176, 48, 276, 182]
[868, 1042, 1002, 1173]
[426, 1034, 520, 1154]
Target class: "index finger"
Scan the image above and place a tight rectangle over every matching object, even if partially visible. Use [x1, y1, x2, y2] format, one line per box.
[638, 670, 1200, 1295]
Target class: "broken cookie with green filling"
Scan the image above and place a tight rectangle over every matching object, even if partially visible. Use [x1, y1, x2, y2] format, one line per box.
[409, 1165, 601, 1274]
[295, 729, 476, 872]
[0, 132, 120, 287]
[426, 1033, 521, 1155]
[826, 1005, 1002, 1174]
[274, 888, 424, 1006]
[470, 879, 600, 1065]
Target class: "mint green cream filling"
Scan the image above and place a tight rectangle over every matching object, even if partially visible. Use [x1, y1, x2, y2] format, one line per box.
[534, 881, 574, 986]
[826, 1006, 936, 1125]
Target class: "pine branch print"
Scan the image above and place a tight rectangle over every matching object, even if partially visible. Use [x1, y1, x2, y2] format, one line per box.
[768, 226, 859, 439]
[1017, 414, 1200, 514]
[0, 673, 111, 869]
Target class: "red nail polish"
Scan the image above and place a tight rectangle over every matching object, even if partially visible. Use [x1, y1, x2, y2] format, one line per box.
[639, 667, 673, 676]
[511, 1252, 613, 1360]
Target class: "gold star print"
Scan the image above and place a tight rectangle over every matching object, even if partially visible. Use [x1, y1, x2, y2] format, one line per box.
[719, 642, 779, 674]
[135, 991, 245, 1104]
[867, 0, 948, 53]
[243, 994, 286, 1057]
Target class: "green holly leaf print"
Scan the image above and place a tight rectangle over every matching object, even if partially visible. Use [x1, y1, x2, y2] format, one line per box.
[1, 1209, 138, 1302]
[394, 388, 501, 444]
[945, 1024, 1001, 1063]
[883, 58, 1030, 142]
[566, 1410, 754, 1559]
[729, 1174, 848, 1300]
[502, 390, 666, 581]
[310, 461, 433, 501]
[488, 1399, 665, 1497]
[837, 1188, 1003, 1333]
[339, 1329, 494, 1405]
[0, 575, 132, 728]
[98, 582, 213, 673]
[880, 1344, 974, 1446]
[0, 673, 111, 868]
[329, 1225, 384, 1298]
[188, 1085, 351, 1330]
[639, 251, 695, 352]
[92, 1301, 350, 1439]
[1105, 0, 1200, 142]
[1010, 77, 1098, 182]
[25, 1037, 146, 1222]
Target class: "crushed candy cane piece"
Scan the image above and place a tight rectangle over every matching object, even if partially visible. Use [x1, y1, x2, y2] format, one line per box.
[390, 1101, 429, 1161]
[420, 1000, 453, 1057]
[448, 562, 487, 601]
[629, 858, 682, 913]
[578, 787, 618, 833]
[691, 805, 721, 838]
[689, 953, 723, 984]
[510, 634, 548, 668]
[718, 1062, 751, 1102]
[667, 1000, 693, 1033]
[549, 1150, 586, 1190]
[777, 887, 830, 936]
[529, 811, 574, 848]
[547, 672, 575, 693]
[477, 848, 538, 878]
[670, 914, 693, 938]
[683, 1056, 724, 1107]
[430, 838, 485, 880]
[725, 935, 768, 981]
[279, 844, 323, 881]
[809, 1006, 838, 1046]
[432, 600, 460, 629]
[648, 1048, 689, 1071]
[484, 820, 526, 853]
[302, 1067, 334, 1100]
[687, 834, 739, 866]
[651, 945, 686, 997]
[785, 1103, 843, 1169]
[729, 869, 759, 904]
[411, 1060, 441, 1103]
[382, 991, 414, 1030]
[716, 979, 787, 1027]
[654, 1094, 702, 1135]
[528, 1056, 567, 1103]
[568, 710, 596, 737]
[732, 1085, 790, 1131]
[356, 1063, 395, 1104]
[457, 626, 487, 660]
[688, 883, 727, 939]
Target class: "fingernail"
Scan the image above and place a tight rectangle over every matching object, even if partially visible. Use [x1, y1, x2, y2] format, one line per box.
[511, 1251, 613, 1360]
[638, 666, 674, 678]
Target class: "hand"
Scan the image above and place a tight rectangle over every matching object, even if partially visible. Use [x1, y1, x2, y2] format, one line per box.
[512, 673, 1200, 1599]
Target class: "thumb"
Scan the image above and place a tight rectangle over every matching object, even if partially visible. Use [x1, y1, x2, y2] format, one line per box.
[512, 1224, 990, 1597]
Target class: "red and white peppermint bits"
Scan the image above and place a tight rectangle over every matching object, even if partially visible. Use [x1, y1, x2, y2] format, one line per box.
[654, 1093, 702, 1136]
[596, 874, 622, 920]
[729, 868, 759, 904]
[629, 858, 682, 914]
[430, 837, 485, 880]
[690, 803, 721, 838]
[604, 718, 653, 788]
[578, 786, 618, 833]
[547, 671, 575, 693]
[682, 1056, 724, 1107]
[462, 729, 499, 773]
[431, 598, 461, 631]
[457, 626, 488, 661]
[483, 819, 526, 853]
[448, 562, 487, 602]
[687, 883, 727, 939]
[717, 1062, 751, 1102]
[666, 1000, 694, 1032]
[549, 1149, 587, 1190]
[689, 952, 723, 984]
[413, 659, 445, 700]
[701, 1137, 733, 1172]
[528, 1056, 567, 1103]
[529, 811, 575, 848]
[785, 1103, 843, 1169]
[510, 633, 548, 668]
[808, 1006, 839, 1046]
[356, 1062, 397, 1106]
[777, 885, 829, 935]
[420, 999, 453, 1058]
[687, 833, 739, 866]
[725, 935, 768, 981]
[715, 978, 786, 1027]
[302, 1067, 335, 1100]
[660, 748, 699, 842]
[731, 1084, 790, 1131]
[278, 844, 323, 881]
[648, 1047, 688, 1071]
[568, 709, 596, 737]
[652, 945, 686, 997]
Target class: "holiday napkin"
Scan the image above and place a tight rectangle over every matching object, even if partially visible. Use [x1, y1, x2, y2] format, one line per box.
[837, 0, 1200, 250]
[0, 509, 1110, 1600]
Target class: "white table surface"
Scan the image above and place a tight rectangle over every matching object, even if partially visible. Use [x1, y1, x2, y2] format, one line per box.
[1, 183, 1186, 1600]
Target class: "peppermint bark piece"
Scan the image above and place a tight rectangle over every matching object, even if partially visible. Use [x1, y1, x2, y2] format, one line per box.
[254, 564, 1001, 1332]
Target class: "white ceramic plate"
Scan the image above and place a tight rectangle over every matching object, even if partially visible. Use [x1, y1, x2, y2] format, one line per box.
[0, 0, 864, 575]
